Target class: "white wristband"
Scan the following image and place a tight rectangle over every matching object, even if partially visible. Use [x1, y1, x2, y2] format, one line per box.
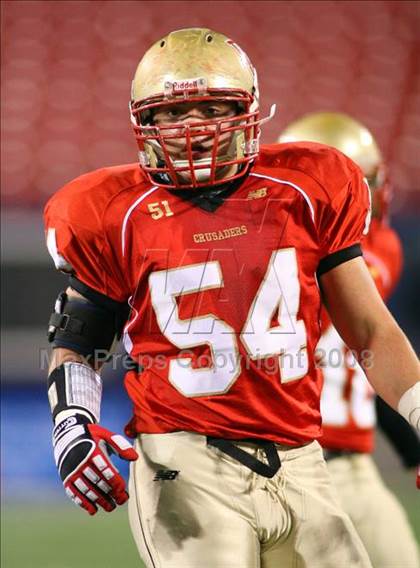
[398, 382, 420, 431]
[48, 362, 102, 424]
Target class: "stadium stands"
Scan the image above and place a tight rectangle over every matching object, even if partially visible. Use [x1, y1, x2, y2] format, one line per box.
[2, 0, 420, 210]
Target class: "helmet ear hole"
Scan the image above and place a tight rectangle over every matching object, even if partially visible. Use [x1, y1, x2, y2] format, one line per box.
[141, 110, 153, 125]
[205, 34, 213, 43]
[160, 40, 166, 48]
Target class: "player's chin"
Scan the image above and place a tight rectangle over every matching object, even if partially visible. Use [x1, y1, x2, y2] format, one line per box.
[167, 136, 231, 158]
[175, 163, 238, 186]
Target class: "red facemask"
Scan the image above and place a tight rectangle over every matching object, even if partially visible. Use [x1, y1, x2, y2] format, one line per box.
[130, 87, 275, 189]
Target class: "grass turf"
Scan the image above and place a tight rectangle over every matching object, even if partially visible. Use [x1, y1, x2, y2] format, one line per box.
[1, 504, 144, 568]
[2, 485, 418, 568]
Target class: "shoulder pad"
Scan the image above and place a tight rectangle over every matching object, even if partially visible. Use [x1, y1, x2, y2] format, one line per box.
[258, 142, 360, 199]
[44, 163, 149, 232]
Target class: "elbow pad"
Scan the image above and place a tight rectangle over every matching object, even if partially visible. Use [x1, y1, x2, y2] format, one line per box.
[47, 279, 130, 361]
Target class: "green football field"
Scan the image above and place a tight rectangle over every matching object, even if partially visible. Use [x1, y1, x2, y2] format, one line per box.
[1, 505, 144, 568]
[2, 488, 419, 568]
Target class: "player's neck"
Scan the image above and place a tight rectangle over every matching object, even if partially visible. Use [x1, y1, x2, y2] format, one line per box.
[164, 170, 250, 212]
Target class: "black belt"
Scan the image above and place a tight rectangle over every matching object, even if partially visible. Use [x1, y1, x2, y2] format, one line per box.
[207, 437, 281, 478]
[323, 449, 360, 461]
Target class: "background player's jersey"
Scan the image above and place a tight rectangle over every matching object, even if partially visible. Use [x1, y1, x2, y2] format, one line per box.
[318, 218, 403, 452]
[44, 143, 370, 446]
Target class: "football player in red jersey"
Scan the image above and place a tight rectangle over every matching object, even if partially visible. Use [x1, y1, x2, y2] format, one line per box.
[279, 112, 420, 568]
[44, 29, 420, 568]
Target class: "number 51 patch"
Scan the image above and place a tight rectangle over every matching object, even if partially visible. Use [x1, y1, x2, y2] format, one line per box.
[148, 200, 174, 220]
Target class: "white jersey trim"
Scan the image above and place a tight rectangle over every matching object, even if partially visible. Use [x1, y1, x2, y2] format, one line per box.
[123, 295, 139, 354]
[250, 172, 315, 223]
[46, 227, 73, 271]
[362, 177, 372, 235]
[121, 186, 159, 256]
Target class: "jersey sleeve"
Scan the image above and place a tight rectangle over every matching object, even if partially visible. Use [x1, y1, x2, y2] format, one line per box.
[319, 166, 371, 258]
[262, 143, 371, 272]
[44, 183, 130, 302]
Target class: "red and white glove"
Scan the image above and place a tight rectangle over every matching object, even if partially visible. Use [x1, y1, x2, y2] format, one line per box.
[416, 465, 420, 490]
[53, 412, 138, 515]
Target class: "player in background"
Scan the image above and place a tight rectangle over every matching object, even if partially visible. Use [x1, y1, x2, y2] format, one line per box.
[279, 112, 420, 567]
[44, 29, 420, 568]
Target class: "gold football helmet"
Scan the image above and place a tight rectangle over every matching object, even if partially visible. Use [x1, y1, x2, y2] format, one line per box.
[130, 28, 275, 189]
[278, 112, 390, 219]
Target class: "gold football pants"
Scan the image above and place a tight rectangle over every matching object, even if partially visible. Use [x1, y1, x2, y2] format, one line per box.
[327, 453, 419, 568]
[128, 432, 372, 568]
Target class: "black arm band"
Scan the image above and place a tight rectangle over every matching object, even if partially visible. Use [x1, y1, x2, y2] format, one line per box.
[317, 243, 362, 278]
[48, 291, 122, 361]
[68, 276, 130, 338]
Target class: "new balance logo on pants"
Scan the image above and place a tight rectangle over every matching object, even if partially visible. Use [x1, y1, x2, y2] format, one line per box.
[153, 470, 179, 481]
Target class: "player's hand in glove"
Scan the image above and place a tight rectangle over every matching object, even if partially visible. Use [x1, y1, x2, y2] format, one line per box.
[53, 412, 138, 515]
[416, 465, 420, 490]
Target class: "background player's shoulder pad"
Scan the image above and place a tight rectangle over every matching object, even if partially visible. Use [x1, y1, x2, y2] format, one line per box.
[259, 141, 360, 200]
[44, 163, 147, 232]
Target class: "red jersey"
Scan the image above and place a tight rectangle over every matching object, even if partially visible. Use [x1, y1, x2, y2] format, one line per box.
[44, 142, 370, 446]
[318, 218, 403, 453]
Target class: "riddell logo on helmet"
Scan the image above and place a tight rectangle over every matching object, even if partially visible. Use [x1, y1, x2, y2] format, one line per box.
[173, 79, 198, 90]
[164, 77, 207, 95]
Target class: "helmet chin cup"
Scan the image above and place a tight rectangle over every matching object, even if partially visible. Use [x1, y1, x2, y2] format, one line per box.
[174, 158, 213, 183]
[138, 151, 150, 167]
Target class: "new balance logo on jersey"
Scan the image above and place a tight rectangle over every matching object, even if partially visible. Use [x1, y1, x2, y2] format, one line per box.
[247, 187, 267, 200]
[153, 470, 180, 481]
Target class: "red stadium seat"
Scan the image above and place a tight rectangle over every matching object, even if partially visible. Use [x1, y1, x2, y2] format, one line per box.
[2, 0, 419, 209]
